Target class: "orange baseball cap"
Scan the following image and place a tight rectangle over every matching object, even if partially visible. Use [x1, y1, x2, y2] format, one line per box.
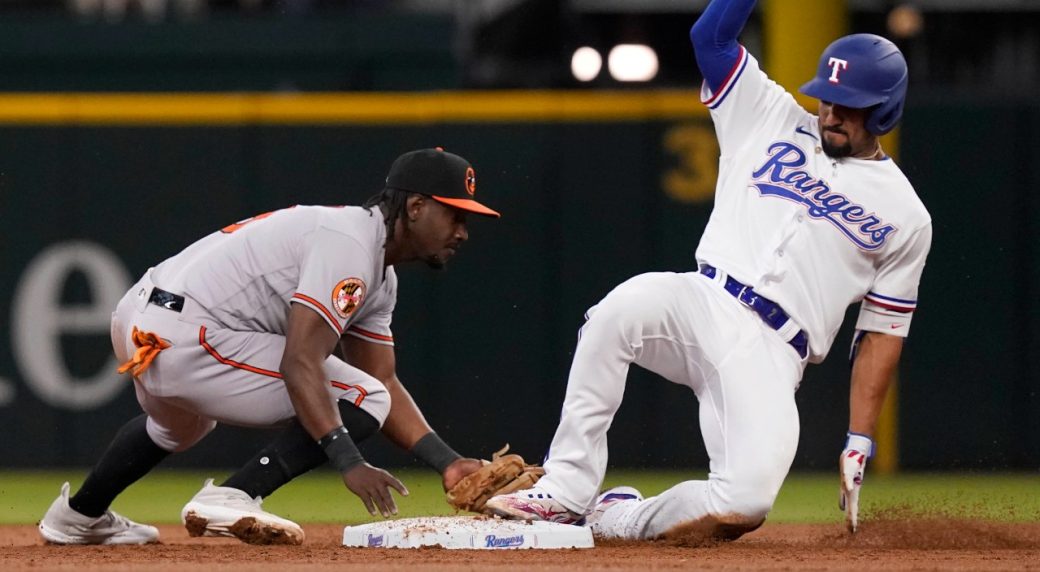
[384, 148, 500, 218]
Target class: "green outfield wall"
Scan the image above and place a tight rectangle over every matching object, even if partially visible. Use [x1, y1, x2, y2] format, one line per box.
[0, 93, 1036, 471]
[0, 16, 456, 92]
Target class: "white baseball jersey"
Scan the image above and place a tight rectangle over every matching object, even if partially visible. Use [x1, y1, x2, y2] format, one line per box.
[151, 205, 397, 346]
[696, 46, 932, 363]
[534, 37, 933, 542]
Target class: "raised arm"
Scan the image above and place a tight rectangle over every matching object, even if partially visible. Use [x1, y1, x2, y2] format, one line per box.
[690, 0, 758, 92]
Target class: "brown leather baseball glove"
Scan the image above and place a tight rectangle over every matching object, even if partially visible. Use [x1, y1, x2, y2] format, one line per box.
[445, 444, 545, 513]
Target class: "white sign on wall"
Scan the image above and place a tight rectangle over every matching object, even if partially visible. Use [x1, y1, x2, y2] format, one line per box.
[10, 241, 132, 410]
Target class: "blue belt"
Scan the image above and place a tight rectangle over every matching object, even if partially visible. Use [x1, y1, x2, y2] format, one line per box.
[699, 265, 809, 359]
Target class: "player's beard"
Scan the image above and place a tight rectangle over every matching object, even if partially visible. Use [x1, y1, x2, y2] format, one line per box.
[821, 136, 853, 158]
[425, 256, 446, 270]
[819, 129, 852, 158]
[402, 220, 447, 270]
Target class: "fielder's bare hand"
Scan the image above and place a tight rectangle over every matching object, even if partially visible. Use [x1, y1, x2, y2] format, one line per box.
[839, 433, 873, 533]
[342, 463, 409, 518]
[441, 457, 483, 491]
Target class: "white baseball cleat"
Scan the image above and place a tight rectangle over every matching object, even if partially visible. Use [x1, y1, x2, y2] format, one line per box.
[181, 479, 305, 545]
[484, 487, 583, 525]
[39, 482, 160, 545]
[583, 486, 643, 536]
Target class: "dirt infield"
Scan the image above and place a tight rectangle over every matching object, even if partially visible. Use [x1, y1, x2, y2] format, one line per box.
[3, 519, 1038, 571]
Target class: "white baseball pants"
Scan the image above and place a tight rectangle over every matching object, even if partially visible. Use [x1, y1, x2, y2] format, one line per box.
[537, 271, 806, 539]
[110, 271, 391, 453]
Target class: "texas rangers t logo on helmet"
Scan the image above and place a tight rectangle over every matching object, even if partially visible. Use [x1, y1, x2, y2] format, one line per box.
[827, 57, 849, 83]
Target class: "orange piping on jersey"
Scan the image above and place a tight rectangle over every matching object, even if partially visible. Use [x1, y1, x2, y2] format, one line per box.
[347, 326, 394, 343]
[221, 210, 276, 234]
[330, 380, 368, 407]
[198, 325, 284, 379]
[291, 293, 344, 334]
[220, 206, 298, 234]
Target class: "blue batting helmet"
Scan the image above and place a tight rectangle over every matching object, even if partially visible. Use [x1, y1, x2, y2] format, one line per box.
[799, 33, 908, 136]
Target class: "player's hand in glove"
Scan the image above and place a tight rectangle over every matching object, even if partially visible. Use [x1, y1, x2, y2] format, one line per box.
[445, 444, 545, 513]
[342, 463, 409, 518]
[838, 432, 873, 533]
[442, 458, 483, 492]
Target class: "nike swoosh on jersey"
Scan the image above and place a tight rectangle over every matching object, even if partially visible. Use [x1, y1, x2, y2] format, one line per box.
[890, 324, 904, 329]
[795, 126, 819, 141]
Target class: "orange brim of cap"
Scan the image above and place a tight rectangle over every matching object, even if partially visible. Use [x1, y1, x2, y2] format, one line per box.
[431, 196, 501, 218]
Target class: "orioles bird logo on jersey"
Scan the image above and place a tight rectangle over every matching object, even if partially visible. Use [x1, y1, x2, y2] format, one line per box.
[465, 167, 476, 196]
[332, 278, 366, 318]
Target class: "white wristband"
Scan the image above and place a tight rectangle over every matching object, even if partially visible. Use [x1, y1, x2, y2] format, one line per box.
[845, 432, 874, 458]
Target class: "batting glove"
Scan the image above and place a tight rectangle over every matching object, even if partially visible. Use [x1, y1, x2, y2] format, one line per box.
[838, 432, 873, 534]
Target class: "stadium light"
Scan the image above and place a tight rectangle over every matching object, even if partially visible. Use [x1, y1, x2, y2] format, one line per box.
[887, 4, 924, 39]
[571, 47, 603, 82]
[607, 44, 659, 82]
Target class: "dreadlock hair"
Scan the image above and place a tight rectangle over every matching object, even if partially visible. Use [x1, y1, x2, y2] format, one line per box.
[362, 187, 415, 247]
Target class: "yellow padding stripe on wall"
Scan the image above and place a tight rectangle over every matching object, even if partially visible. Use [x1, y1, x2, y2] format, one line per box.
[0, 91, 706, 125]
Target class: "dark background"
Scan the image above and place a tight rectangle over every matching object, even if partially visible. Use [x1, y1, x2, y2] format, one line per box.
[0, 1, 1037, 472]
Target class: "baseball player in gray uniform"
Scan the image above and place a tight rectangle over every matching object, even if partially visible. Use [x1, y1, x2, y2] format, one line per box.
[39, 148, 499, 545]
[487, 0, 931, 541]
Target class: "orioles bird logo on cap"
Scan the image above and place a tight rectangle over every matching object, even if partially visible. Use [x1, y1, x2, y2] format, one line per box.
[465, 167, 476, 196]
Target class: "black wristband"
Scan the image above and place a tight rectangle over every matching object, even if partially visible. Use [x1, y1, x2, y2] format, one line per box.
[319, 426, 365, 472]
[410, 432, 462, 474]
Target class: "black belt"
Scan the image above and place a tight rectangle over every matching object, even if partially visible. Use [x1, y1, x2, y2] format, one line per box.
[148, 287, 184, 313]
[699, 265, 809, 359]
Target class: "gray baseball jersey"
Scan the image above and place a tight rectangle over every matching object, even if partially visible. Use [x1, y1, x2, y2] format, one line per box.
[113, 205, 397, 451]
[152, 205, 397, 346]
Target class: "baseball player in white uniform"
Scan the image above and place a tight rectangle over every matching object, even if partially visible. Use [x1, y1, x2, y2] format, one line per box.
[487, 0, 931, 541]
[39, 148, 499, 545]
